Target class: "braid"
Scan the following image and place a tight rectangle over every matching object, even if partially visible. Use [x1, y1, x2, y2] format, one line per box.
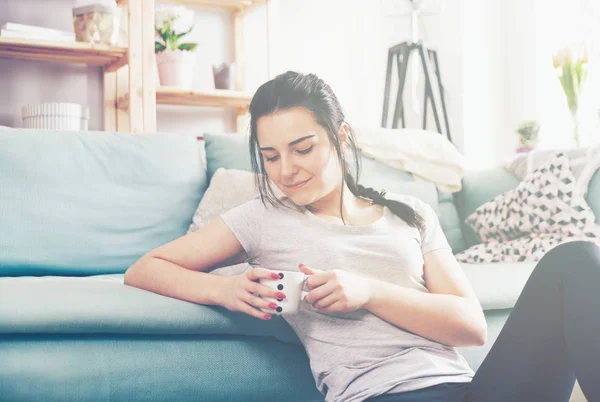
[355, 184, 387, 205]
[345, 172, 425, 232]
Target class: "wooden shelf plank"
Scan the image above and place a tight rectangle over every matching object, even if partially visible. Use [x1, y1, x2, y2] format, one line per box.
[0, 37, 127, 70]
[151, 0, 266, 12]
[117, 87, 253, 110]
[157, 87, 252, 108]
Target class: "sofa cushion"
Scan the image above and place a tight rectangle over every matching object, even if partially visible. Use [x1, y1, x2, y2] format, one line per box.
[455, 160, 600, 249]
[456, 154, 600, 263]
[0, 128, 207, 276]
[0, 262, 530, 340]
[202, 133, 468, 252]
[0, 335, 321, 402]
[203, 132, 251, 181]
[454, 168, 521, 248]
[459, 262, 536, 310]
[588, 168, 600, 220]
[0, 269, 302, 346]
[187, 168, 283, 232]
[464, 153, 597, 242]
[456, 229, 600, 263]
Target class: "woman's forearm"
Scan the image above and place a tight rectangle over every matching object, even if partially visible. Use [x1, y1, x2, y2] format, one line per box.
[124, 256, 229, 306]
[365, 278, 487, 347]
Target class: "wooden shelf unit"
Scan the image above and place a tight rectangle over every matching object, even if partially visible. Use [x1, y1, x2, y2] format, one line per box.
[0, 0, 269, 133]
[0, 0, 153, 133]
[0, 37, 127, 71]
[125, 0, 270, 132]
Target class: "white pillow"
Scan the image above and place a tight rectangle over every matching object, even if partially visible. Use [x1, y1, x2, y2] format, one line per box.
[187, 168, 283, 233]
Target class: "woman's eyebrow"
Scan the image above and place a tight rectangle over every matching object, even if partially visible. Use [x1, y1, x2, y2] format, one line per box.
[259, 135, 316, 151]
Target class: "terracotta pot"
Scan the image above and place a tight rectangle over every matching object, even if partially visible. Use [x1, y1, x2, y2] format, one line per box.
[156, 50, 196, 89]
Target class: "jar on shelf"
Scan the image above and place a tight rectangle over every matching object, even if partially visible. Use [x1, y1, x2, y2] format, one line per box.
[73, 2, 121, 46]
[22, 103, 89, 131]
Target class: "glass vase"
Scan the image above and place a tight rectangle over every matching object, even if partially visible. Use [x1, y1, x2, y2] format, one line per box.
[571, 109, 581, 148]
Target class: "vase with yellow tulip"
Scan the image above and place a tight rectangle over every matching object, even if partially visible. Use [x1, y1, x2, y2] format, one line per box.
[552, 43, 589, 148]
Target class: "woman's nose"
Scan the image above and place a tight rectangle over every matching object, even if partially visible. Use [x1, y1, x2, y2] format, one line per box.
[279, 155, 297, 177]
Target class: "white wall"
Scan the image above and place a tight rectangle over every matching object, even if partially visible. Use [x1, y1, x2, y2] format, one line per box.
[259, 0, 469, 151]
[529, 0, 600, 150]
[459, 0, 507, 169]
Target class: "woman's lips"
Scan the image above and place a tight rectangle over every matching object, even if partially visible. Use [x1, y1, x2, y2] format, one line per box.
[285, 178, 310, 190]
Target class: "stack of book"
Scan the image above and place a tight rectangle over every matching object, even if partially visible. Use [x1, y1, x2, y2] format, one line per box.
[0, 23, 75, 42]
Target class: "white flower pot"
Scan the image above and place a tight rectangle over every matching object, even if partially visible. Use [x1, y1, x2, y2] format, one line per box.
[156, 50, 196, 89]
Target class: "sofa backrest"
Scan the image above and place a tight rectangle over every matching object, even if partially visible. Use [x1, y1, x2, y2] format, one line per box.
[203, 133, 468, 252]
[0, 128, 207, 276]
[454, 166, 600, 249]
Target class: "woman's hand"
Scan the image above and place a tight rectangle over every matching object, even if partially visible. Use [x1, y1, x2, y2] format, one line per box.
[220, 267, 287, 320]
[299, 263, 372, 313]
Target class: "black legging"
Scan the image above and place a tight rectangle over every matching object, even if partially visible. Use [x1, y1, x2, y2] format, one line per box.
[367, 241, 600, 402]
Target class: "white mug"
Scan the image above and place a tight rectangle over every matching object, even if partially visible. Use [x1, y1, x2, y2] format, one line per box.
[258, 270, 309, 315]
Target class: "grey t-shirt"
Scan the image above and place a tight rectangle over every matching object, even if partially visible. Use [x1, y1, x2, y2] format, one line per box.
[220, 194, 474, 402]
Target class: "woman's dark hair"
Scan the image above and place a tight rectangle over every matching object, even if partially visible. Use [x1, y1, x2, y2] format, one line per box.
[248, 71, 424, 232]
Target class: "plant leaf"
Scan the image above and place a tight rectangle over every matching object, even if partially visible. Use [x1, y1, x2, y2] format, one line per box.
[175, 26, 193, 40]
[155, 41, 166, 53]
[178, 42, 198, 51]
[155, 27, 168, 42]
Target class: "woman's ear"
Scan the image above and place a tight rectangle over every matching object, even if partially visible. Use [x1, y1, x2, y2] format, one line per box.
[338, 122, 349, 150]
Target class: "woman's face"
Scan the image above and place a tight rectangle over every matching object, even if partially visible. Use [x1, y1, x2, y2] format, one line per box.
[256, 108, 345, 206]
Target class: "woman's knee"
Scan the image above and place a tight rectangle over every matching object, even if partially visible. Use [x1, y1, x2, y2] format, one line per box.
[540, 241, 600, 271]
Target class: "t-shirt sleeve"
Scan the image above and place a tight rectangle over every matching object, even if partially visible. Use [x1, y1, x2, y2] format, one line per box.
[219, 198, 264, 259]
[415, 199, 452, 255]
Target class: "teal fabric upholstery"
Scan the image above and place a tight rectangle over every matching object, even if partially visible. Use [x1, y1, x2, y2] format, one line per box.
[0, 128, 207, 276]
[202, 133, 468, 252]
[438, 192, 468, 253]
[203, 132, 251, 180]
[453, 168, 521, 248]
[6, 128, 598, 401]
[0, 275, 300, 346]
[587, 168, 600, 221]
[0, 274, 512, 401]
[0, 335, 322, 402]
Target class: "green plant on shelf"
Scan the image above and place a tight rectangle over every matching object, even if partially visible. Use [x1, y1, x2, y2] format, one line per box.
[155, 5, 198, 53]
[516, 120, 540, 147]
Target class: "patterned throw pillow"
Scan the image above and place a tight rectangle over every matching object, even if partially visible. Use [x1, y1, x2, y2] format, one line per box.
[455, 227, 600, 263]
[456, 152, 600, 263]
[464, 153, 597, 243]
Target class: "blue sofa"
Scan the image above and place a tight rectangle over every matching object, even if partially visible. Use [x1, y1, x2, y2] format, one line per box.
[1, 128, 598, 401]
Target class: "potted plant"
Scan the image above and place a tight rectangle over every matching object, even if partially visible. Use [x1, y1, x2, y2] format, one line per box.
[155, 5, 198, 89]
[516, 120, 540, 153]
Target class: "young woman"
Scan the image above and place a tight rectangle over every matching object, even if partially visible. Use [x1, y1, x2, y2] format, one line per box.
[124, 71, 600, 402]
